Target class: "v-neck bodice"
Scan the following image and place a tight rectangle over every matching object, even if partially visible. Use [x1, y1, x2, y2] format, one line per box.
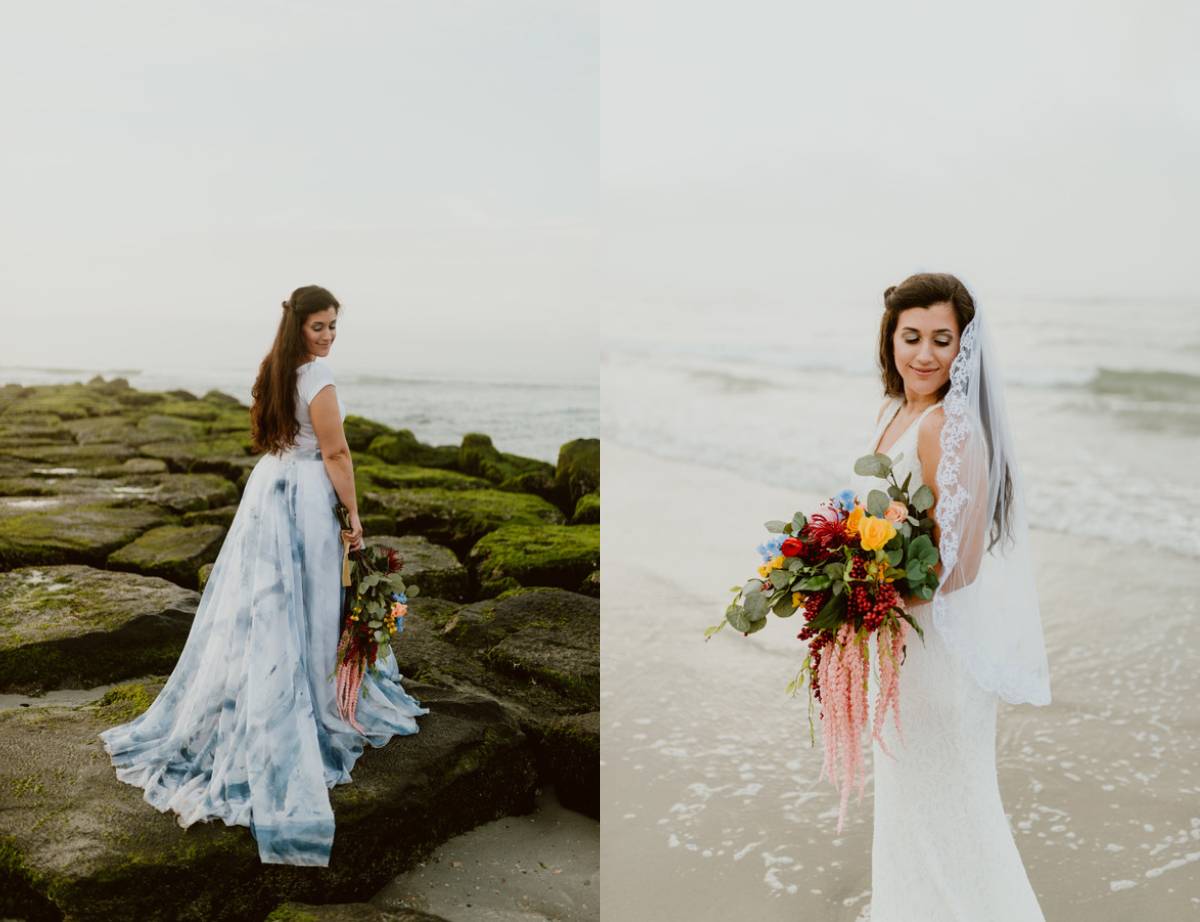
[849, 396, 944, 508]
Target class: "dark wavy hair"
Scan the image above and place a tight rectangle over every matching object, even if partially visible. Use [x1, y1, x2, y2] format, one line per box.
[877, 272, 976, 402]
[250, 285, 341, 456]
[876, 272, 1013, 552]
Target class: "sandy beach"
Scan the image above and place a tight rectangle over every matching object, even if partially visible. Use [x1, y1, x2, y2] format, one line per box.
[600, 441, 1200, 921]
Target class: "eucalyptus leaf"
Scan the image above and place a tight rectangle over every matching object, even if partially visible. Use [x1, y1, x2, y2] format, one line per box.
[796, 574, 831, 591]
[867, 489, 891, 518]
[824, 562, 844, 580]
[792, 512, 807, 530]
[912, 484, 935, 512]
[726, 605, 754, 633]
[769, 569, 791, 590]
[743, 590, 770, 620]
[765, 520, 787, 534]
[772, 595, 797, 617]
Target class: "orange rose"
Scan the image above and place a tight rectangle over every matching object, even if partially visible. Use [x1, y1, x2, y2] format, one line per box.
[846, 504, 865, 536]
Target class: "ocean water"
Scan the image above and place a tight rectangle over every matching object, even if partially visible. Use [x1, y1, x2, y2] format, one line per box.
[603, 295, 1200, 556]
[1, 365, 598, 465]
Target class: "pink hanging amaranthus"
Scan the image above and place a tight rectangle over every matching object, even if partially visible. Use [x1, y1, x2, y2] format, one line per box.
[816, 617, 909, 833]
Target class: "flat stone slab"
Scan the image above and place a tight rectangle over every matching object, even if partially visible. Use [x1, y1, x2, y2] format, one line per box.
[0, 681, 537, 922]
[0, 496, 170, 569]
[0, 566, 199, 695]
[107, 524, 227, 589]
[364, 535, 469, 601]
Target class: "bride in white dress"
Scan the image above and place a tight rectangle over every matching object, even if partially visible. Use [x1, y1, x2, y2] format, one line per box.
[99, 285, 429, 866]
[847, 273, 1052, 921]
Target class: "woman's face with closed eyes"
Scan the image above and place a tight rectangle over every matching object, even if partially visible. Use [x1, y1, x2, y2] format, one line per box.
[301, 307, 338, 361]
[892, 301, 960, 399]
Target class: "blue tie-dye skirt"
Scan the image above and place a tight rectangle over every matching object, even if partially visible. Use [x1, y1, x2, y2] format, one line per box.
[98, 446, 431, 866]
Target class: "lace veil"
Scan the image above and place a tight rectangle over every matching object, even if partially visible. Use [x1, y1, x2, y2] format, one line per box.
[931, 305, 1052, 706]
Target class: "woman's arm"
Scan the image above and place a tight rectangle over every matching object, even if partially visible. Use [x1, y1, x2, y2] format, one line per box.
[309, 385, 363, 549]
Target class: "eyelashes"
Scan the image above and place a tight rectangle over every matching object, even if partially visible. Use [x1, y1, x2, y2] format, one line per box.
[903, 338, 950, 347]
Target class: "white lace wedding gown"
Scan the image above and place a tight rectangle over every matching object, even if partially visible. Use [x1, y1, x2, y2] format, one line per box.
[847, 396, 1045, 922]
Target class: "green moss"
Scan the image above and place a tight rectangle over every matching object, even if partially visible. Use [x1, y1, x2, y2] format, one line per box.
[342, 415, 393, 452]
[366, 431, 459, 469]
[366, 487, 564, 554]
[468, 524, 599, 596]
[555, 438, 599, 507]
[93, 681, 158, 722]
[458, 433, 555, 488]
[571, 491, 600, 524]
[107, 524, 226, 588]
[264, 906, 322, 922]
[356, 461, 488, 495]
[0, 500, 169, 569]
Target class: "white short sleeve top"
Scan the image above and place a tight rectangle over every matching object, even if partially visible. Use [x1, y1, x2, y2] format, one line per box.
[294, 359, 346, 452]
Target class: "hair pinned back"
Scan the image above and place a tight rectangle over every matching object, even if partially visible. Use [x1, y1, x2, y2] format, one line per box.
[876, 272, 975, 401]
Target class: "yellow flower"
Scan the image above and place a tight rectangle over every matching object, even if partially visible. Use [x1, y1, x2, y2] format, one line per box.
[845, 504, 865, 536]
[858, 515, 897, 552]
[758, 562, 772, 578]
[771, 555, 785, 570]
[792, 591, 805, 609]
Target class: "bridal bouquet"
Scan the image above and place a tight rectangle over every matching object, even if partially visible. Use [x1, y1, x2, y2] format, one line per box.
[332, 503, 419, 733]
[704, 449, 940, 832]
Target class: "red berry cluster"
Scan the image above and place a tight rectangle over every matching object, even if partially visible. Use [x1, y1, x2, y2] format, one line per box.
[862, 581, 899, 632]
[848, 555, 867, 579]
[793, 629, 832, 701]
[802, 588, 830, 622]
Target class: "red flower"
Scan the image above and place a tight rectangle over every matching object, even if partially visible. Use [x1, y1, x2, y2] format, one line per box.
[781, 537, 804, 557]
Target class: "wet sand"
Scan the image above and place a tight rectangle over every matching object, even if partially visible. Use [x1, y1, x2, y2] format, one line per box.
[600, 441, 1200, 921]
[371, 785, 599, 921]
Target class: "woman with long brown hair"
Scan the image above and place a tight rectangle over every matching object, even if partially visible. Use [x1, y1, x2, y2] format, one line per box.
[99, 285, 429, 867]
[848, 273, 1050, 920]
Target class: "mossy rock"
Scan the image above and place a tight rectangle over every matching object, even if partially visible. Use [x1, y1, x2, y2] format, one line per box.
[152, 399, 223, 422]
[429, 588, 597, 659]
[467, 524, 599, 597]
[571, 491, 600, 525]
[112, 457, 169, 475]
[2, 441, 140, 470]
[198, 562, 214, 589]
[365, 488, 564, 556]
[201, 389, 242, 408]
[342, 415, 393, 452]
[356, 461, 489, 495]
[554, 438, 599, 509]
[183, 505, 239, 527]
[0, 566, 198, 694]
[481, 618, 599, 710]
[138, 439, 249, 478]
[457, 434, 555, 489]
[366, 431, 459, 470]
[0, 383, 125, 420]
[107, 524, 226, 589]
[364, 535, 469, 601]
[0, 497, 171, 569]
[0, 684, 536, 922]
[267, 903, 451, 922]
[527, 711, 599, 819]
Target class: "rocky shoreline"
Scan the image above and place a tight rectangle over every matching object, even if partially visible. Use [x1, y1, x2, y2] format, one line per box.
[0, 376, 599, 922]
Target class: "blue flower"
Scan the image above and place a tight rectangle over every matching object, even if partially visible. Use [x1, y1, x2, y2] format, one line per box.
[835, 489, 857, 513]
[755, 533, 786, 562]
[391, 591, 408, 604]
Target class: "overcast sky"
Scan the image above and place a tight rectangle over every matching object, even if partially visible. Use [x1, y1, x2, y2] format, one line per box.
[3, 2, 1195, 383]
[1, 1, 598, 382]
[597, 0, 1198, 322]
